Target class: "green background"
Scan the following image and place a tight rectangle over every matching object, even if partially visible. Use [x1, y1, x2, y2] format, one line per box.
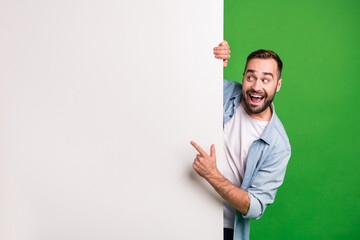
[224, 0, 360, 239]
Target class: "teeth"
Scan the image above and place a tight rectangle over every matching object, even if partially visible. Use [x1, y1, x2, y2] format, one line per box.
[251, 94, 262, 98]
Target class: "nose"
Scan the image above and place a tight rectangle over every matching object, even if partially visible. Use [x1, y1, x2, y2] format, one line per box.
[251, 79, 262, 92]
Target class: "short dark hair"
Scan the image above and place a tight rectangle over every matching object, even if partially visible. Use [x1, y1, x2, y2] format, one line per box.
[244, 49, 283, 78]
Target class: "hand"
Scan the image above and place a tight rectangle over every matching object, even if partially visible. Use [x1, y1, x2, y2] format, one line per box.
[190, 141, 219, 180]
[190, 141, 250, 215]
[213, 40, 231, 67]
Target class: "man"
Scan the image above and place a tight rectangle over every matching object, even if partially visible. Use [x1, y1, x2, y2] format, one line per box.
[190, 41, 291, 240]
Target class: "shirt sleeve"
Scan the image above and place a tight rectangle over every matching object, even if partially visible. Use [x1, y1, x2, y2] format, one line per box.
[223, 79, 242, 125]
[223, 79, 232, 106]
[223, 79, 241, 104]
[242, 149, 291, 220]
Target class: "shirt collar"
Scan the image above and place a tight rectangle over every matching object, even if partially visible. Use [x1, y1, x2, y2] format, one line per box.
[259, 103, 277, 145]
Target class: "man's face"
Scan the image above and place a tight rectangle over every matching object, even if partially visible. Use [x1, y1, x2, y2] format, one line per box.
[241, 58, 282, 114]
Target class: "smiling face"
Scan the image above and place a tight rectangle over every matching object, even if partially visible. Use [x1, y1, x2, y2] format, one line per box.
[241, 58, 282, 119]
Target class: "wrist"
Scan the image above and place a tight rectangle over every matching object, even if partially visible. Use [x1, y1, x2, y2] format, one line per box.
[205, 168, 223, 183]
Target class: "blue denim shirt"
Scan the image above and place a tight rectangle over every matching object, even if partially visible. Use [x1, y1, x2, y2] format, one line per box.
[223, 80, 291, 240]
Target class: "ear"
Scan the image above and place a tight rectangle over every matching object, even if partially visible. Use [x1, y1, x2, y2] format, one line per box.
[276, 78, 282, 92]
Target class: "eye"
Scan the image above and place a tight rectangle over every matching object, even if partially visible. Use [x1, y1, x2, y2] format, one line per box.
[263, 79, 269, 83]
[247, 76, 254, 81]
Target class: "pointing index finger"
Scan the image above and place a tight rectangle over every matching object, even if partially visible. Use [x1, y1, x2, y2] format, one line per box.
[190, 141, 208, 157]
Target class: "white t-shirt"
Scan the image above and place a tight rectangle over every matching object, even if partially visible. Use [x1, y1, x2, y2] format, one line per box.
[223, 103, 269, 228]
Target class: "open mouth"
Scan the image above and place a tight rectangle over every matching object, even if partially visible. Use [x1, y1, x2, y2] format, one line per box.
[249, 94, 264, 104]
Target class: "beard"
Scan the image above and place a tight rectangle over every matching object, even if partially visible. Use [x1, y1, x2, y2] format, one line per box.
[241, 88, 276, 114]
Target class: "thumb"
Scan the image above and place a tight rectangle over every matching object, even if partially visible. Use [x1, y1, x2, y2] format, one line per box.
[223, 59, 228, 68]
[210, 144, 215, 157]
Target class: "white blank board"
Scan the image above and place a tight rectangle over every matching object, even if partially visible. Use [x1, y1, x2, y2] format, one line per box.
[0, 1, 224, 239]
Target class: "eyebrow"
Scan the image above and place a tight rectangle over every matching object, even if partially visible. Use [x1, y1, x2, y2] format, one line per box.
[246, 69, 274, 78]
[263, 72, 274, 78]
